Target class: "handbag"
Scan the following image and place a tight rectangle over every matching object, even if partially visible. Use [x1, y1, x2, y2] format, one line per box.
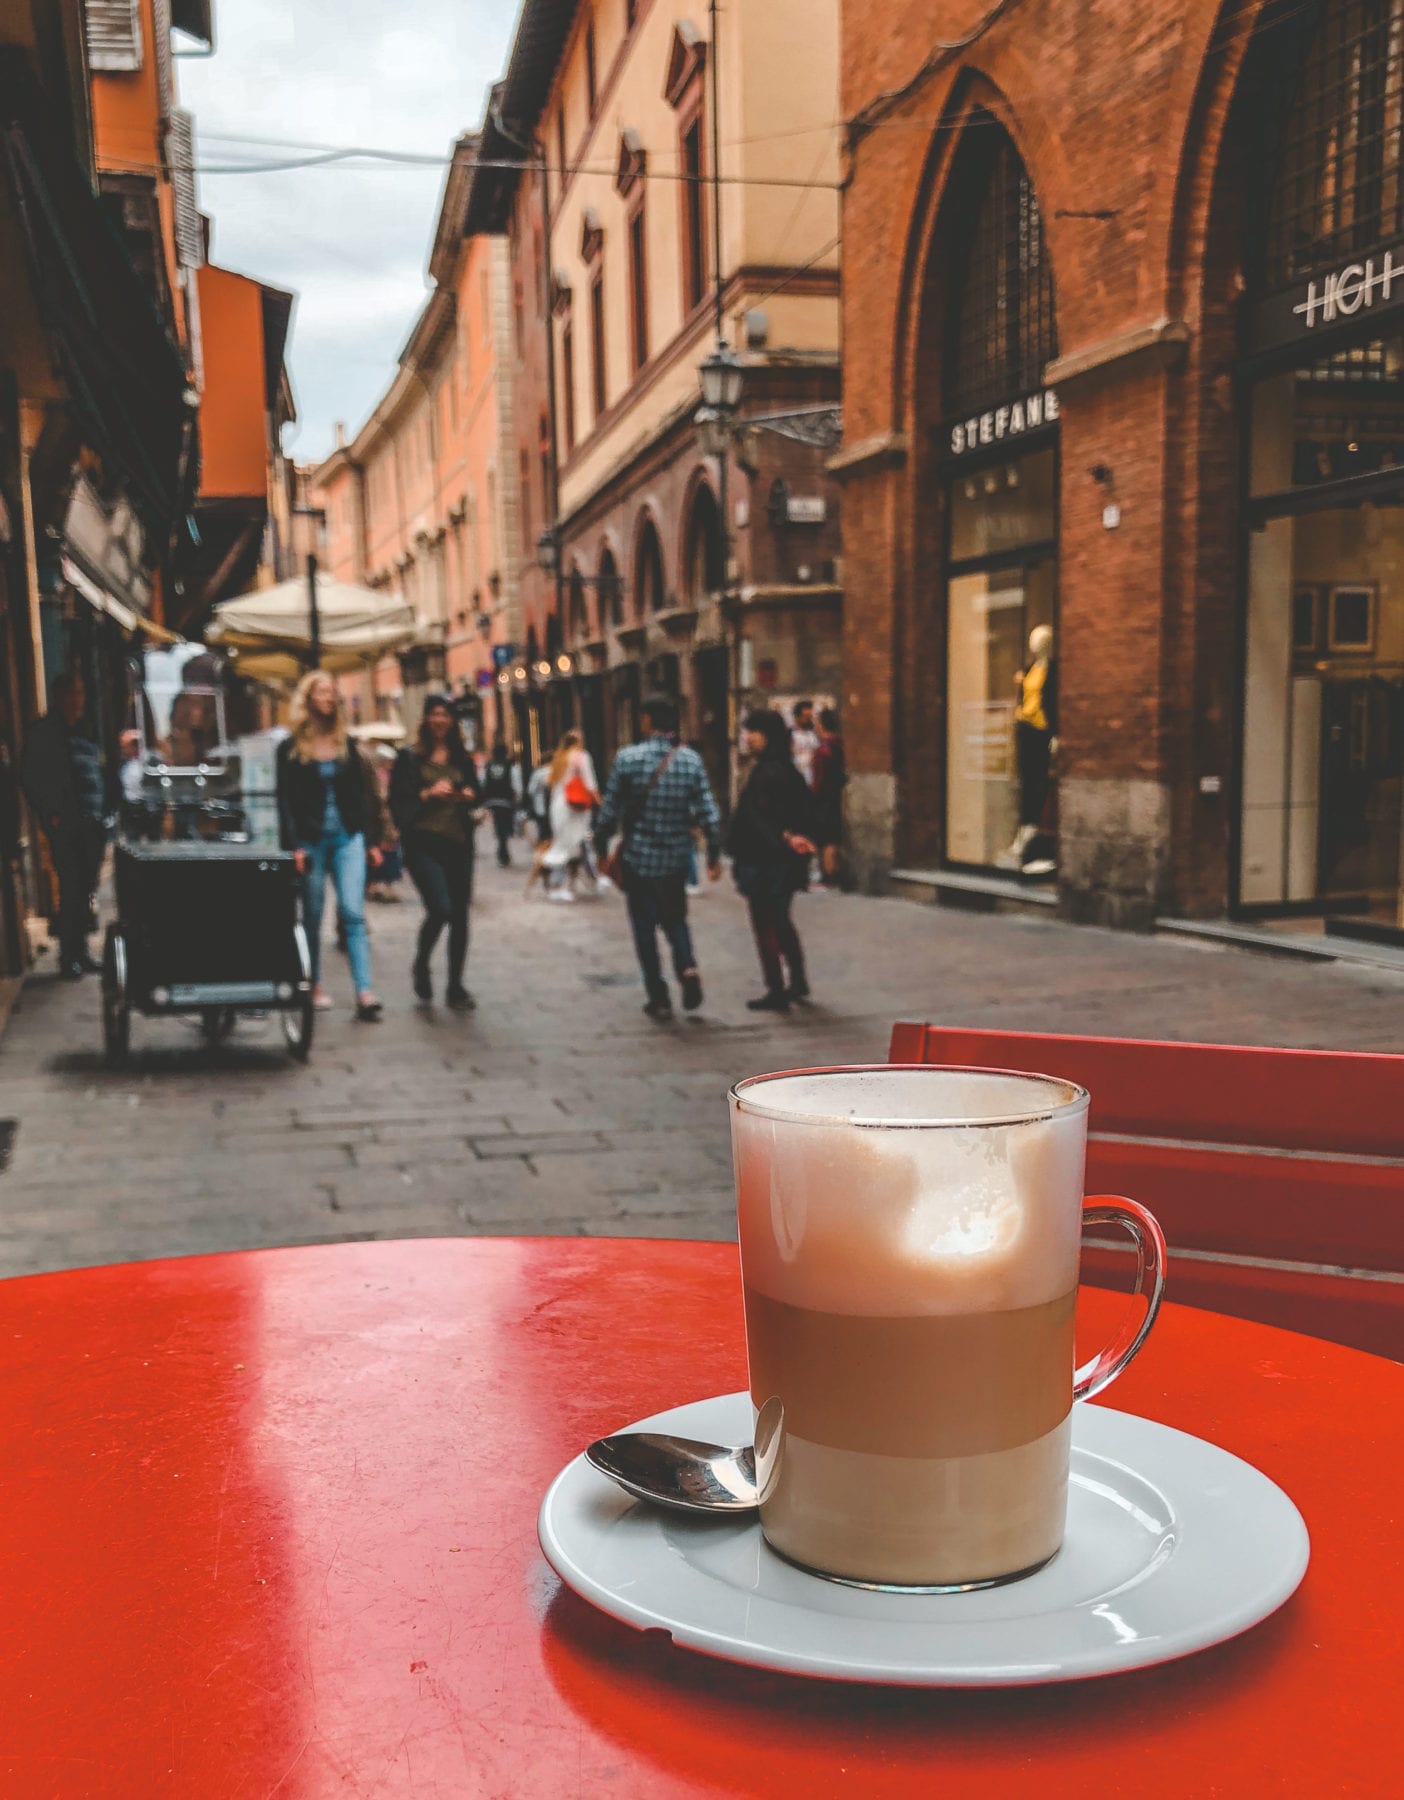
[602, 744, 679, 886]
[564, 773, 594, 811]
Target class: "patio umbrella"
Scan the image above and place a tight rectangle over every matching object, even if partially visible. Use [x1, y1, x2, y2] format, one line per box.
[206, 574, 417, 676]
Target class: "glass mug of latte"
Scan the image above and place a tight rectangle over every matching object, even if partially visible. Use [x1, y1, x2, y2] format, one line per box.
[730, 1066, 1166, 1590]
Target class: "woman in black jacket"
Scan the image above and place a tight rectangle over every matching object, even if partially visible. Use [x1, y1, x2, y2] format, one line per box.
[728, 709, 818, 1012]
[390, 695, 483, 1008]
[275, 671, 386, 1020]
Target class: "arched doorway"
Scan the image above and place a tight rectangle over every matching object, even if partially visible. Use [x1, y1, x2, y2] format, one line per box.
[634, 514, 667, 616]
[916, 111, 1060, 874]
[684, 479, 724, 603]
[1234, 0, 1404, 925]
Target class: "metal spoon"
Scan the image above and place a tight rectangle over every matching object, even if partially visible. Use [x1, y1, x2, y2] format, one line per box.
[585, 1400, 784, 1516]
[586, 1432, 759, 1515]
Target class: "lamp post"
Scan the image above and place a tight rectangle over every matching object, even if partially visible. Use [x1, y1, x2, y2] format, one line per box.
[291, 504, 326, 671]
[695, 341, 744, 599]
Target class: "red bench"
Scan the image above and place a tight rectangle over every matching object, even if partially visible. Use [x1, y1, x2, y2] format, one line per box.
[888, 1025, 1404, 1362]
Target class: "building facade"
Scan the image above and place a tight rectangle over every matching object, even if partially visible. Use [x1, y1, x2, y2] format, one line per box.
[310, 137, 521, 745]
[1, 0, 293, 977]
[839, 0, 1404, 936]
[478, 0, 843, 799]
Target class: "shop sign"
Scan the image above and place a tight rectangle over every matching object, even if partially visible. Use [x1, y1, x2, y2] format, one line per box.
[786, 496, 827, 524]
[947, 389, 1060, 459]
[491, 642, 515, 669]
[1254, 246, 1404, 353]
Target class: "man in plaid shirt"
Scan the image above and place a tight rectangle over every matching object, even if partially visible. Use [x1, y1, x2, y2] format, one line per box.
[595, 693, 722, 1018]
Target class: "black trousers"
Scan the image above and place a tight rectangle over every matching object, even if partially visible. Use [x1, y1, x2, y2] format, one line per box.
[48, 820, 106, 965]
[747, 889, 806, 996]
[491, 808, 514, 865]
[623, 870, 696, 1005]
[406, 835, 474, 988]
[1015, 721, 1053, 830]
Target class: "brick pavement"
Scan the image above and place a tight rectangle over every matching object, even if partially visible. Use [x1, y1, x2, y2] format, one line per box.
[0, 858, 1400, 1279]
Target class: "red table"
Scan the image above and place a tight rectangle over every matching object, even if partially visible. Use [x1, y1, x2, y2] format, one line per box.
[0, 1238, 1398, 1798]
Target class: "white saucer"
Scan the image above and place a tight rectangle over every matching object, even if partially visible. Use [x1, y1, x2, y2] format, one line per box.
[538, 1393, 1309, 1687]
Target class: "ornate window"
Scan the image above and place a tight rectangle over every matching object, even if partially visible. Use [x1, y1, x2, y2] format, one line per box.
[945, 118, 1057, 417]
[1266, 0, 1404, 287]
[634, 516, 666, 615]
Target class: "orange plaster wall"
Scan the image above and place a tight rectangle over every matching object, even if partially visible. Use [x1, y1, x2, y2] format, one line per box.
[195, 266, 268, 499]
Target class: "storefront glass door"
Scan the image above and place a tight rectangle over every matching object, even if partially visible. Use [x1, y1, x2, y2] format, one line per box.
[943, 446, 1057, 870]
[1243, 352, 1404, 922]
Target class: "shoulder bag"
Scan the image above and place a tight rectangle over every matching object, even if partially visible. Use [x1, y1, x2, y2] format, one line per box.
[601, 744, 679, 886]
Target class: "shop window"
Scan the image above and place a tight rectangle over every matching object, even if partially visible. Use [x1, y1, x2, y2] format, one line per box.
[935, 120, 1060, 879]
[1266, 0, 1404, 290]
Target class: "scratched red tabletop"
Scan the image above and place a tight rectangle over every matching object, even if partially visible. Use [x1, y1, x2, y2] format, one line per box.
[0, 1237, 1398, 1798]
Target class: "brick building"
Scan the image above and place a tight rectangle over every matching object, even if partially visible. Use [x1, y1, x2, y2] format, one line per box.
[838, 0, 1404, 936]
[309, 136, 521, 744]
[471, 0, 844, 802]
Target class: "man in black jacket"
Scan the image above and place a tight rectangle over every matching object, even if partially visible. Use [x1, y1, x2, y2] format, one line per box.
[19, 672, 109, 979]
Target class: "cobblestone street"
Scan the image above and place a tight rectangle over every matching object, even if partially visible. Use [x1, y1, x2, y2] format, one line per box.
[1, 859, 1401, 1280]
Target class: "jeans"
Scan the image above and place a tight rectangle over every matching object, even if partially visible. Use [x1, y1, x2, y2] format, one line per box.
[624, 870, 696, 1005]
[406, 834, 473, 988]
[747, 889, 807, 995]
[301, 829, 372, 994]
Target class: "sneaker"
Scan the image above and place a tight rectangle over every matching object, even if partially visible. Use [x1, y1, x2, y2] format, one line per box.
[787, 983, 813, 1006]
[680, 970, 704, 1012]
[547, 888, 577, 904]
[412, 960, 432, 1002]
[643, 998, 674, 1020]
[746, 992, 790, 1014]
[446, 986, 476, 1011]
[354, 995, 383, 1022]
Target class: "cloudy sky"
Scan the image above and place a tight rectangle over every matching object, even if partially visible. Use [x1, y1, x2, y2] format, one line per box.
[179, 0, 515, 464]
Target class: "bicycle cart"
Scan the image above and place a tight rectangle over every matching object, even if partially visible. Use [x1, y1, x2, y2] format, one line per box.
[102, 842, 313, 1064]
[103, 646, 312, 1065]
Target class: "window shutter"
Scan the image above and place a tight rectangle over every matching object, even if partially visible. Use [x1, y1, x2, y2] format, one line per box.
[167, 109, 204, 268]
[152, 0, 173, 114]
[85, 0, 144, 72]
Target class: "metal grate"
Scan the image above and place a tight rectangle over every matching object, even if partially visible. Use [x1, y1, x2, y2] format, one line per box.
[1267, 0, 1404, 286]
[947, 120, 1058, 417]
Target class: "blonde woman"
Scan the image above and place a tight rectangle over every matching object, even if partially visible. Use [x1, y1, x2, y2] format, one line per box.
[275, 671, 387, 1020]
[541, 728, 599, 902]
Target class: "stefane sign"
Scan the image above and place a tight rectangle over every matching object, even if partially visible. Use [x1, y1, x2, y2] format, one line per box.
[948, 388, 1060, 458]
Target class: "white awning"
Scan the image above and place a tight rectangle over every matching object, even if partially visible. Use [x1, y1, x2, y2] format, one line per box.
[206, 573, 418, 675]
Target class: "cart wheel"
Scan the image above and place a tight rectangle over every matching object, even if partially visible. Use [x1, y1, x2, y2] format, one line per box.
[102, 926, 130, 1067]
[201, 1007, 236, 1046]
[282, 921, 314, 1062]
[281, 994, 314, 1062]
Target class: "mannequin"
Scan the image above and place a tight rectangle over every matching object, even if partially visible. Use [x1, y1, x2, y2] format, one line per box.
[1001, 624, 1058, 873]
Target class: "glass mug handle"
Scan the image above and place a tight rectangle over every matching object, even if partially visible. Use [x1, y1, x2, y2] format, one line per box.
[1074, 1198, 1168, 1402]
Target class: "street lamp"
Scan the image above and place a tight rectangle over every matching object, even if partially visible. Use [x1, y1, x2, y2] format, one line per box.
[699, 341, 744, 414]
[291, 503, 327, 670]
[536, 529, 559, 574]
